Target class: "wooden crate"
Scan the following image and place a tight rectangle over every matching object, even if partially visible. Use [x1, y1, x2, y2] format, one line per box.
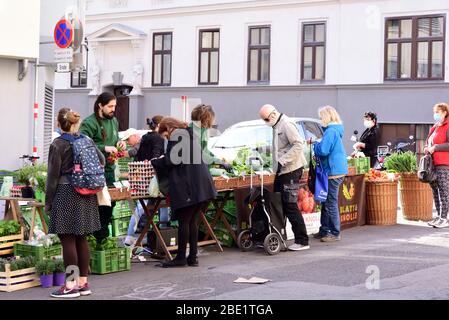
[108, 188, 131, 201]
[0, 265, 40, 292]
[0, 230, 24, 256]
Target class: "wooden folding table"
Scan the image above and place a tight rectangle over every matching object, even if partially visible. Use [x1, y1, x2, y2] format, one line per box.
[131, 195, 223, 260]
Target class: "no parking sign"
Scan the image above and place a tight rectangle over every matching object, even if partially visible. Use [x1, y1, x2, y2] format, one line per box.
[54, 19, 74, 49]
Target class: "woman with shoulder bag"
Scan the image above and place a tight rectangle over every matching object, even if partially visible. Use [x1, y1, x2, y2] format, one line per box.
[312, 106, 348, 242]
[425, 103, 449, 228]
[151, 117, 217, 267]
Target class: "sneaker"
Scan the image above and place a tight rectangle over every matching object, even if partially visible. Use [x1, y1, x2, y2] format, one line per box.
[428, 217, 441, 227]
[312, 233, 325, 239]
[288, 243, 310, 251]
[124, 235, 137, 246]
[434, 218, 449, 229]
[50, 286, 80, 299]
[78, 283, 92, 296]
[321, 234, 341, 242]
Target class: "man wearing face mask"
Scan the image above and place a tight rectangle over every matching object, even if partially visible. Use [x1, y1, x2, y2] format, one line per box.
[259, 104, 309, 251]
[353, 111, 380, 167]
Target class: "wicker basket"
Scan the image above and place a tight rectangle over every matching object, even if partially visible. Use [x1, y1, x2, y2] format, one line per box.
[366, 180, 398, 225]
[108, 188, 131, 201]
[399, 173, 433, 221]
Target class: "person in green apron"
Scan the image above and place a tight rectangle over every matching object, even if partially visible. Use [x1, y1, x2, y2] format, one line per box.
[80, 92, 126, 244]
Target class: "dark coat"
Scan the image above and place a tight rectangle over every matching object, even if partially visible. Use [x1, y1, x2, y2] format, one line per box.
[136, 131, 165, 161]
[151, 127, 217, 211]
[359, 126, 380, 166]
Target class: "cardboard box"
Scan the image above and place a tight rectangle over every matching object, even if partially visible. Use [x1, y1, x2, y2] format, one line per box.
[147, 227, 178, 253]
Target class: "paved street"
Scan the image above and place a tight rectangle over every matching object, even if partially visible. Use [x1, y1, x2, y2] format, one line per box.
[3, 211, 449, 300]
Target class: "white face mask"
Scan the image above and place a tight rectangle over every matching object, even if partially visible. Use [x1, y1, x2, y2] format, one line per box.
[364, 120, 374, 129]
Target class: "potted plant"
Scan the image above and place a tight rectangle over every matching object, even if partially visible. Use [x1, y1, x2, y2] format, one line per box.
[36, 260, 55, 288]
[16, 165, 35, 199]
[383, 151, 433, 221]
[53, 259, 65, 286]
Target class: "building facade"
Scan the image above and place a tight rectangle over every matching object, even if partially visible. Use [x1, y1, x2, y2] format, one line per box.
[54, 0, 449, 153]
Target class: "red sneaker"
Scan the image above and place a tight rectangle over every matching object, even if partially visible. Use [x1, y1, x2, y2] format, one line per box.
[78, 283, 92, 296]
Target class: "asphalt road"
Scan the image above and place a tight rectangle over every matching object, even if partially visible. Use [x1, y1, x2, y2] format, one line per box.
[3, 212, 449, 300]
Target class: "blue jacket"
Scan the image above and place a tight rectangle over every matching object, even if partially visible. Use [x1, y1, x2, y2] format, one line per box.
[313, 124, 348, 176]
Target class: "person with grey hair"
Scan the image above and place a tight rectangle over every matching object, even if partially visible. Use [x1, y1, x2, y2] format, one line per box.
[259, 104, 309, 251]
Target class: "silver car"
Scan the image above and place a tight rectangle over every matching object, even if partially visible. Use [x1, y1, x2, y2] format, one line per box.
[209, 118, 323, 166]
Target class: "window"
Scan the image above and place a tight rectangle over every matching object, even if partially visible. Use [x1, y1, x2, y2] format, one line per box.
[301, 22, 326, 81]
[248, 26, 270, 83]
[385, 15, 445, 80]
[152, 32, 172, 86]
[199, 29, 220, 85]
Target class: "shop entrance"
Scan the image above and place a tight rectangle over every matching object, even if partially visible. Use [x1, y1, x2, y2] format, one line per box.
[113, 86, 132, 131]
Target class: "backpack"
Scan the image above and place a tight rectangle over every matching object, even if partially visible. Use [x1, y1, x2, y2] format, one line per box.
[418, 154, 436, 183]
[60, 133, 106, 195]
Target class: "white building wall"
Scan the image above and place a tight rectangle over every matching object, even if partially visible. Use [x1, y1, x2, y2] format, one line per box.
[70, 0, 449, 92]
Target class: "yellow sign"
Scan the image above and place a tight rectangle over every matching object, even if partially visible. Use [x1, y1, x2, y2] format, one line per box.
[342, 183, 355, 200]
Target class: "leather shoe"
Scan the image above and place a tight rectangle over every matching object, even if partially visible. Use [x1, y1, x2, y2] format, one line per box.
[161, 258, 187, 268]
[187, 256, 199, 267]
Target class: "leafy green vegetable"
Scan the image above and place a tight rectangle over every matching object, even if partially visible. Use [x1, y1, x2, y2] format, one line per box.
[0, 221, 21, 237]
[383, 151, 417, 173]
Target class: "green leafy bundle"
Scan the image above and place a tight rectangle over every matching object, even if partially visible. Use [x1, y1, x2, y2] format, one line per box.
[383, 151, 418, 173]
[0, 221, 21, 237]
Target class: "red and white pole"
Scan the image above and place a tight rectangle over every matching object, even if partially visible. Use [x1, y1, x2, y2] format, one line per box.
[33, 58, 39, 159]
[181, 95, 187, 122]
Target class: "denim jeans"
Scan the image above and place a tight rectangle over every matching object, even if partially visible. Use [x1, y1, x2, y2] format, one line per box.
[319, 177, 344, 237]
[127, 201, 171, 236]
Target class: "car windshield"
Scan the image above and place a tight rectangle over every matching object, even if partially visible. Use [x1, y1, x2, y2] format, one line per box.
[213, 125, 272, 148]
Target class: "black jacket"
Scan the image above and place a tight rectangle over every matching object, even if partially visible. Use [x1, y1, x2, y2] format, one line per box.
[136, 131, 165, 161]
[359, 126, 380, 164]
[151, 127, 217, 211]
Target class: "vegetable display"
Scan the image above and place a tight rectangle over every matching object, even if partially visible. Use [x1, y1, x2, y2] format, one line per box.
[366, 169, 400, 182]
[297, 187, 316, 214]
[383, 151, 417, 173]
[0, 221, 21, 237]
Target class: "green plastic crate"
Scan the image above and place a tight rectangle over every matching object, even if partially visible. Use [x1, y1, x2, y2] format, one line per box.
[110, 215, 131, 237]
[90, 247, 131, 275]
[348, 157, 371, 174]
[113, 200, 134, 218]
[13, 243, 62, 260]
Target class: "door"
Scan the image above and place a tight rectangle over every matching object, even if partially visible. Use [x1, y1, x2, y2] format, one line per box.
[114, 90, 130, 131]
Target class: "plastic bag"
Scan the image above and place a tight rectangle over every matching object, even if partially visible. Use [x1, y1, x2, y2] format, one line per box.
[148, 176, 160, 198]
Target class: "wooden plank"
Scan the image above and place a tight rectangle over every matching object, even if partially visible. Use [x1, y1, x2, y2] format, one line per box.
[9, 267, 36, 277]
[0, 233, 23, 242]
[198, 240, 219, 246]
[0, 249, 14, 255]
[9, 275, 39, 285]
[0, 280, 41, 292]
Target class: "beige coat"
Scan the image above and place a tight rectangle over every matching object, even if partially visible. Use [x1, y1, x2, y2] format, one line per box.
[272, 114, 307, 175]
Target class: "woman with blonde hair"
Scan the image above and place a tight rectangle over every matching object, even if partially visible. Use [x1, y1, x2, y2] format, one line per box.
[425, 103, 449, 228]
[46, 108, 104, 298]
[313, 106, 348, 242]
[151, 117, 217, 267]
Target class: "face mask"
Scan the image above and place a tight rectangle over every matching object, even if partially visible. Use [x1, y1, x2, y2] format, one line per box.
[364, 120, 374, 129]
[434, 113, 442, 122]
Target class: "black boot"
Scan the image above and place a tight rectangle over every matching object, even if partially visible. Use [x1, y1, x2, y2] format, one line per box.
[187, 256, 199, 267]
[162, 258, 187, 268]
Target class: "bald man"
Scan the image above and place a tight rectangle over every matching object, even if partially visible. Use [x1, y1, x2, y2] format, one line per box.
[259, 104, 309, 251]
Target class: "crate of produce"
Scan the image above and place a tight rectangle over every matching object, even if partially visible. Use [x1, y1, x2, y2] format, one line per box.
[113, 200, 134, 218]
[0, 222, 24, 256]
[13, 242, 62, 261]
[128, 161, 155, 197]
[90, 247, 131, 275]
[213, 177, 238, 191]
[108, 187, 131, 201]
[0, 263, 40, 292]
[110, 215, 131, 237]
[347, 157, 370, 174]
